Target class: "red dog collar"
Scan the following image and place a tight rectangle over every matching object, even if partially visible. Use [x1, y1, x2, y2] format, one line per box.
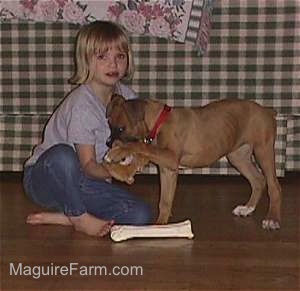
[144, 104, 172, 144]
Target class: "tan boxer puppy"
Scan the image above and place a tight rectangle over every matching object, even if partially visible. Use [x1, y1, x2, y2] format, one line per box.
[105, 94, 282, 230]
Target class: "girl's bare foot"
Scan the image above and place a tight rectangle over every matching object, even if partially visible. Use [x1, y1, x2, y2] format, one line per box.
[98, 220, 115, 237]
[26, 212, 114, 237]
[26, 212, 72, 226]
[69, 213, 114, 237]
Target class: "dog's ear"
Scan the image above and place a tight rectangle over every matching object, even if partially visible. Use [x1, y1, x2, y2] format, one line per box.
[106, 94, 125, 118]
[125, 99, 146, 123]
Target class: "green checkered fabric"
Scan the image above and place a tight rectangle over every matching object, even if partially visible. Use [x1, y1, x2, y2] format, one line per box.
[1, 0, 299, 175]
[0, 115, 48, 171]
[0, 21, 75, 114]
[286, 116, 300, 171]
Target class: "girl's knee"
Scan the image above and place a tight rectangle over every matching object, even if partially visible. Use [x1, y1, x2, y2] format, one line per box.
[42, 144, 79, 174]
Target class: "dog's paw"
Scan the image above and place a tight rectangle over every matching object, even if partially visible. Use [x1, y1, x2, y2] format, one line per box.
[262, 219, 280, 230]
[232, 205, 255, 217]
[156, 214, 170, 224]
[106, 146, 133, 163]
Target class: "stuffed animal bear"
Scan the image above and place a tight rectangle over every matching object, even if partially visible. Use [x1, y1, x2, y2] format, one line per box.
[103, 144, 149, 184]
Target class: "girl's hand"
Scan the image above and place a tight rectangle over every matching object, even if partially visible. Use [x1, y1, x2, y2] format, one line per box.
[75, 144, 111, 179]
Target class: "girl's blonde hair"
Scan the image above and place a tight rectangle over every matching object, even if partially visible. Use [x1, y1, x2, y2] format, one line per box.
[69, 21, 134, 84]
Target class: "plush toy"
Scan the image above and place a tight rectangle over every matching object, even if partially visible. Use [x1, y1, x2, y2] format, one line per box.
[103, 144, 149, 184]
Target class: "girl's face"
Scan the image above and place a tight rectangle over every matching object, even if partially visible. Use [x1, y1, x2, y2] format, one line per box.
[91, 43, 128, 87]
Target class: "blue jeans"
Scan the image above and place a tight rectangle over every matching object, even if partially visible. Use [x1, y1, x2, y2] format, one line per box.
[23, 144, 153, 225]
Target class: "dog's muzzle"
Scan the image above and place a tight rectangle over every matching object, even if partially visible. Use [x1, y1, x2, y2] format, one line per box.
[106, 126, 143, 148]
[106, 127, 124, 148]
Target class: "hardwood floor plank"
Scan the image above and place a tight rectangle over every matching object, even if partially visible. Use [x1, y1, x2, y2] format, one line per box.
[1, 172, 299, 290]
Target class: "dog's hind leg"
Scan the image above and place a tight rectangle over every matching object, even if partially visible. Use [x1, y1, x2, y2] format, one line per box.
[253, 141, 282, 230]
[156, 167, 178, 224]
[227, 144, 266, 217]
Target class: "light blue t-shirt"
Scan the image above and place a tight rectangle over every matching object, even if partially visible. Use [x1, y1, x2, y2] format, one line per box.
[25, 83, 137, 167]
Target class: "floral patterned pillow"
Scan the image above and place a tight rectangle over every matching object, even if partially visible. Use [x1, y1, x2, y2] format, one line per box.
[0, 0, 213, 53]
[107, 0, 186, 41]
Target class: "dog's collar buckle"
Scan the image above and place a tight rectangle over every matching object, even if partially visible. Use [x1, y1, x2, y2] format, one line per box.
[143, 137, 153, 144]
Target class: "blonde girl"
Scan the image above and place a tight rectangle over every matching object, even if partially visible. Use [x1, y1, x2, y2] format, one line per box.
[23, 21, 152, 237]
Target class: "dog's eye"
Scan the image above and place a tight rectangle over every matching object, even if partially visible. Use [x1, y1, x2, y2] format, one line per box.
[118, 127, 125, 133]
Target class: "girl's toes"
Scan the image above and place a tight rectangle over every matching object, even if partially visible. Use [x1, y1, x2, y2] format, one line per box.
[98, 220, 114, 237]
[26, 213, 42, 224]
[26, 216, 35, 224]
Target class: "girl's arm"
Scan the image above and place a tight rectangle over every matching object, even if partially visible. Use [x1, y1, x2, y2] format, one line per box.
[75, 144, 111, 180]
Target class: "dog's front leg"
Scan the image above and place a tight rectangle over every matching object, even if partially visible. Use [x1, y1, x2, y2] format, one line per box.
[107, 142, 178, 170]
[156, 167, 178, 224]
[130, 143, 179, 170]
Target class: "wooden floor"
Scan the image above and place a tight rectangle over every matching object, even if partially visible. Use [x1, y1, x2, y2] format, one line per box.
[1, 172, 299, 290]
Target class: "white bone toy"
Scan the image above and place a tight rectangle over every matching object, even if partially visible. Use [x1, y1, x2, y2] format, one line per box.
[110, 220, 194, 242]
